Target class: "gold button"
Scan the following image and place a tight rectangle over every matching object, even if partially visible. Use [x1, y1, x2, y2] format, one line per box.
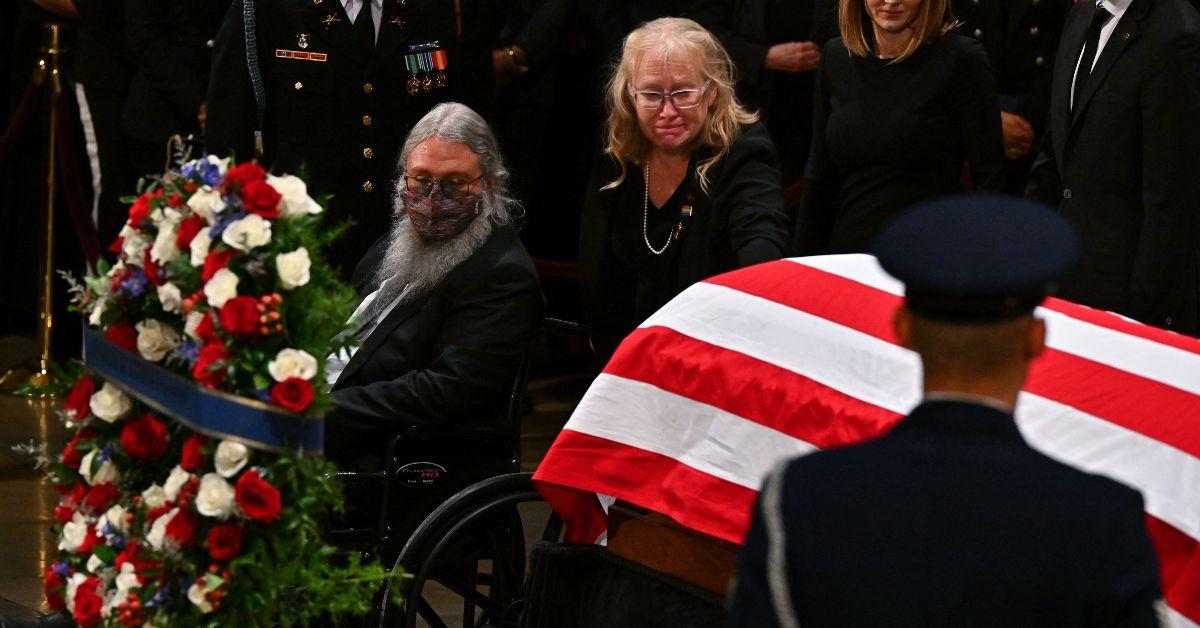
[362, 114, 373, 126]
[363, 180, 374, 192]
[1029, 26, 1039, 36]
[1035, 56, 1045, 66]
[973, 28, 983, 38]
[363, 147, 374, 159]
[363, 82, 375, 94]
[294, 81, 303, 90]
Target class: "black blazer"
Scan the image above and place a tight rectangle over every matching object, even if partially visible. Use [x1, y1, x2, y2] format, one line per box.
[1027, 0, 1200, 335]
[580, 123, 790, 361]
[328, 226, 543, 458]
[728, 400, 1161, 628]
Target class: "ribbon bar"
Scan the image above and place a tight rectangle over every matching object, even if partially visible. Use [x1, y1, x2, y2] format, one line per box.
[82, 327, 324, 454]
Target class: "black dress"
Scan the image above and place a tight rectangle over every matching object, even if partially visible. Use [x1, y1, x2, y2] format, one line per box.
[793, 35, 1005, 255]
[581, 123, 789, 362]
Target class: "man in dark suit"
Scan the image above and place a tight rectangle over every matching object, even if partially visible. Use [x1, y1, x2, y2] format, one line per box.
[324, 102, 542, 470]
[1026, 0, 1200, 335]
[727, 196, 1161, 627]
[204, 0, 506, 275]
[953, 0, 1071, 192]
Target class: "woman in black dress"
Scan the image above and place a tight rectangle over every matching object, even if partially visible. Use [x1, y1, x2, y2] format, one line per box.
[581, 18, 790, 362]
[792, 0, 1005, 255]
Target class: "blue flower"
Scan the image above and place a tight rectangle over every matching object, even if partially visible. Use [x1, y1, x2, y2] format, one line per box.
[108, 534, 127, 551]
[52, 561, 69, 578]
[120, 269, 149, 297]
[200, 160, 224, 187]
[253, 388, 273, 403]
[101, 521, 115, 537]
[175, 341, 200, 367]
[98, 443, 115, 463]
[181, 161, 198, 179]
[148, 584, 173, 608]
[208, 209, 246, 241]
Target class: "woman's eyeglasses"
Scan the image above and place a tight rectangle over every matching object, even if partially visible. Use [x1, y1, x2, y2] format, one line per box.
[628, 80, 712, 110]
[402, 171, 484, 199]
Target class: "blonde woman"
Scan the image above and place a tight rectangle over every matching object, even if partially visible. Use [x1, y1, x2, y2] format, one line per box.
[792, 0, 1004, 255]
[581, 17, 789, 361]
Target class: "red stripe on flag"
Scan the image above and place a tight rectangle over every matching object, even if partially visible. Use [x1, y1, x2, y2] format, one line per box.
[534, 429, 758, 544]
[1147, 514, 1200, 623]
[1042, 297, 1200, 356]
[606, 326, 904, 449]
[705, 260, 1200, 460]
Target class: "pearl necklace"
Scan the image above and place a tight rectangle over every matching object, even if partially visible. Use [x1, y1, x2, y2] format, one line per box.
[642, 161, 684, 256]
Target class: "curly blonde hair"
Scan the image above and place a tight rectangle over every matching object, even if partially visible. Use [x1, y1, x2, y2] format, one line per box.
[602, 18, 758, 194]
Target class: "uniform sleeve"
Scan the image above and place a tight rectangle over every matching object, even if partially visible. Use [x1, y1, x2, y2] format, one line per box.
[1085, 488, 1162, 628]
[330, 260, 543, 425]
[714, 125, 789, 267]
[124, 0, 208, 119]
[726, 464, 793, 628]
[952, 38, 1005, 194]
[793, 51, 838, 255]
[203, 0, 257, 161]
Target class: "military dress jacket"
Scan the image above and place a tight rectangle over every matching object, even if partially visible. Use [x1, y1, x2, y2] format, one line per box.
[204, 0, 501, 272]
[727, 400, 1162, 628]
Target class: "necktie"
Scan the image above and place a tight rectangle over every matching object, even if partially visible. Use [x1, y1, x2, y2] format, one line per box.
[352, 0, 376, 50]
[1072, 5, 1113, 111]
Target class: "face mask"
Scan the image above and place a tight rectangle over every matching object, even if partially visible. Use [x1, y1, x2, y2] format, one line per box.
[403, 189, 483, 240]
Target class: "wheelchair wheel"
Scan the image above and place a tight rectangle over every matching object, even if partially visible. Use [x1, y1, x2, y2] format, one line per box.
[378, 473, 563, 628]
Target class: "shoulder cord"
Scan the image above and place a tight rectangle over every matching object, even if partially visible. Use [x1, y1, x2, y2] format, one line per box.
[763, 462, 801, 628]
[243, 0, 266, 158]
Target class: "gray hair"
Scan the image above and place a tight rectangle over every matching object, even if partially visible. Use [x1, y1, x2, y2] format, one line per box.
[393, 102, 521, 226]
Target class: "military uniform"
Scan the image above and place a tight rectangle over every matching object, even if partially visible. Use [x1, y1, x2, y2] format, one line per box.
[205, 0, 502, 273]
[952, 0, 1071, 191]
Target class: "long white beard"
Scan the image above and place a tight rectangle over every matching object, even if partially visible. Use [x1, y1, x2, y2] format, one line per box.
[368, 208, 494, 318]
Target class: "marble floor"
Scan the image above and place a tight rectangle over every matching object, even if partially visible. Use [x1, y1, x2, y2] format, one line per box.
[0, 334, 593, 622]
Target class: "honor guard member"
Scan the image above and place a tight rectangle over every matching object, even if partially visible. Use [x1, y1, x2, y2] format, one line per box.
[728, 196, 1162, 628]
[205, 0, 504, 274]
[952, 0, 1071, 192]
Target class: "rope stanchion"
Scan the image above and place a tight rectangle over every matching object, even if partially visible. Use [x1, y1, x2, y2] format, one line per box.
[52, 91, 101, 268]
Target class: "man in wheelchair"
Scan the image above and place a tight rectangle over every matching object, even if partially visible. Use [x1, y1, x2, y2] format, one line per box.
[324, 102, 543, 547]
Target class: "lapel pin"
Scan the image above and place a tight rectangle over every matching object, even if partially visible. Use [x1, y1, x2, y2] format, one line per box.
[1122, 32, 1131, 41]
[297, 33, 310, 49]
[388, 16, 406, 27]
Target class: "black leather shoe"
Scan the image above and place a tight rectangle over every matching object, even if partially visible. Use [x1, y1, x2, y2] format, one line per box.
[0, 611, 76, 628]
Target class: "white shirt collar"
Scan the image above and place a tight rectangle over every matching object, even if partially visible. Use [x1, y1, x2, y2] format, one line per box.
[1098, 0, 1133, 20]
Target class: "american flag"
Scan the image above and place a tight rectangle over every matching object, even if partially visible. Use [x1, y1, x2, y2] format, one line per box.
[534, 254, 1200, 627]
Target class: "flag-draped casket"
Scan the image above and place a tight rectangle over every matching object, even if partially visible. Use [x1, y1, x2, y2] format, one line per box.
[534, 255, 1200, 627]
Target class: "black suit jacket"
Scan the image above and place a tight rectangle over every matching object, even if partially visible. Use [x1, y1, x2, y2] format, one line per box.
[326, 225, 543, 462]
[728, 400, 1161, 628]
[1027, 0, 1200, 335]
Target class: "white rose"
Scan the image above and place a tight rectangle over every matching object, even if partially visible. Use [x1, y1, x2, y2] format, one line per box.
[267, 174, 323, 218]
[267, 348, 317, 383]
[121, 232, 151, 266]
[163, 465, 192, 502]
[87, 296, 107, 327]
[89, 382, 132, 423]
[221, 213, 272, 251]
[188, 581, 215, 614]
[150, 222, 180, 264]
[86, 553, 104, 574]
[106, 259, 127, 279]
[195, 473, 236, 519]
[79, 449, 120, 486]
[206, 155, 230, 175]
[184, 311, 206, 341]
[141, 484, 166, 509]
[135, 319, 182, 362]
[275, 247, 311, 290]
[187, 186, 227, 224]
[65, 572, 88, 609]
[115, 563, 140, 593]
[145, 507, 176, 551]
[59, 514, 89, 552]
[156, 282, 183, 313]
[102, 504, 128, 535]
[214, 441, 250, 478]
[189, 228, 212, 266]
[204, 268, 239, 308]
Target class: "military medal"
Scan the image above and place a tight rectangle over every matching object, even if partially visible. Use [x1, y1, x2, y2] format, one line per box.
[406, 42, 449, 95]
[404, 51, 422, 95]
[297, 33, 310, 49]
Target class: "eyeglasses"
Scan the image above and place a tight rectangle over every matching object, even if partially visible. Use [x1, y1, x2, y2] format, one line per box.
[628, 80, 712, 110]
[402, 171, 484, 199]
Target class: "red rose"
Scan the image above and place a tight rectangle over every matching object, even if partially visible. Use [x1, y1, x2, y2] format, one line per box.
[201, 247, 239, 282]
[223, 162, 266, 192]
[63, 377, 95, 421]
[119, 414, 169, 460]
[271, 378, 314, 413]
[77, 527, 103, 555]
[206, 523, 244, 561]
[107, 236, 124, 255]
[219, 295, 261, 337]
[167, 193, 185, 208]
[63, 482, 87, 507]
[235, 470, 282, 525]
[194, 313, 218, 344]
[143, 248, 165, 287]
[114, 541, 159, 576]
[43, 565, 65, 611]
[103, 323, 138, 353]
[192, 341, 229, 389]
[175, 214, 206, 252]
[175, 476, 200, 509]
[146, 505, 172, 524]
[181, 434, 207, 472]
[127, 191, 156, 226]
[53, 505, 73, 525]
[61, 427, 94, 470]
[108, 266, 132, 292]
[183, 181, 199, 194]
[82, 482, 120, 513]
[165, 509, 197, 547]
[240, 179, 283, 218]
[72, 577, 103, 628]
